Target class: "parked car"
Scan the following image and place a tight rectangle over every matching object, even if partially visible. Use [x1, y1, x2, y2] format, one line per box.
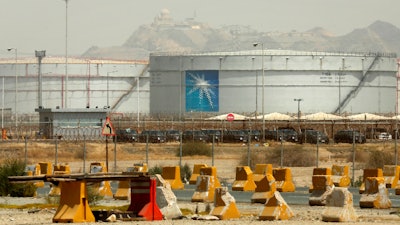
[182, 130, 209, 142]
[265, 130, 280, 141]
[300, 129, 329, 144]
[277, 128, 299, 142]
[243, 129, 261, 142]
[202, 129, 222, 142]
[334, 130, 366, 143]
[165, 130, 181, 142]
[139, 130, 166, 143]
[378, 132, 392, 140]
[224, 130, 248, 143]
[114, 128, 138, 142]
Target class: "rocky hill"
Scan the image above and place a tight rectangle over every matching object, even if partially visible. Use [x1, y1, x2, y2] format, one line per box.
[82, 10, 400, 60]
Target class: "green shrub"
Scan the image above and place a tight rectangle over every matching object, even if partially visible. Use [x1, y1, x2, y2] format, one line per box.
[148, 165, 163, 175]
[86, 185, 104, 206]
[176, 142, 211, 157]
[180, 163, 192, 183]
[0, 158, 37, 197]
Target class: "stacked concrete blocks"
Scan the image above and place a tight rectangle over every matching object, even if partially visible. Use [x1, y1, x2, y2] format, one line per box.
[359, 176, 392, 209]
[309, 174, 335, 206]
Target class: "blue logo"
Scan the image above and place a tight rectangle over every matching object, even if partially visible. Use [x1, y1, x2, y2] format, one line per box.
[185, 70, 219, 112]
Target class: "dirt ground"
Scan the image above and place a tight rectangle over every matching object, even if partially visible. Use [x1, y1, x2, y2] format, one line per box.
[1, 140, 400, 224]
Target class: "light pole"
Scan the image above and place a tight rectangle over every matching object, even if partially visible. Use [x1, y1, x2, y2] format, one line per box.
[253, 43, 265, 142]
[63, 0, 69, 108]
[107, 70, 118, 109]
[294, 98, 303, 132]
[35, 50, 46, 108]
[7, 48, 17, 132]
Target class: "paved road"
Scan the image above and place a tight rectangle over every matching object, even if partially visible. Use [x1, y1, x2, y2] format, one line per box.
[37, 182, 400, 208]
[172, 184, 400, 208]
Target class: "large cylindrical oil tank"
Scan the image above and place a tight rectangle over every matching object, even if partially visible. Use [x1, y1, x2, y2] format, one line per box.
[149, 50, 398, 116]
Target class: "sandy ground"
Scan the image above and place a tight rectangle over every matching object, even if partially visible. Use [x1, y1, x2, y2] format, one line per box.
[1, 142, 400, 224]
[0, 199, 399, 225]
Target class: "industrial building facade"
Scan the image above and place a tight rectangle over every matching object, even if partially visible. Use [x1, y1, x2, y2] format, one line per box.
[149, 50, 398, 116]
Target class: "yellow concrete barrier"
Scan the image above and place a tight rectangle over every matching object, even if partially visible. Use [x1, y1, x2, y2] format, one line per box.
[89, 162, 113, 198]
[191, 166, 221, 203]
[273, 168, 295, 192]
[359, 177, 392, 209]
[258, 191, 294, 221]
[251, 173, 276, 203]
[322, 187, 358, 222]
[309, 167, 331, 193]
[114, 163, 148, 200]
[189, 164, 207, 185]
[210, 187, 241, 220]
[38, 162, 53, 175]
[309, 175, 334, 206]
[359, 168, 383, 194]
[331, 165, 351, 188]
[53, 180, 95, 223]
[162, 166, 184, 190]
[191, 175, 220, 203]
[383, 165, 400, 189]
[232, 166, 256, 192]
[200, 166, 221, 187]
[49, 164, 71, 196]
[253, 164, 273, 183]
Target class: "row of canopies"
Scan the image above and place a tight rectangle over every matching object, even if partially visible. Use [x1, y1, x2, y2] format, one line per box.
[205, 112, 399, 121]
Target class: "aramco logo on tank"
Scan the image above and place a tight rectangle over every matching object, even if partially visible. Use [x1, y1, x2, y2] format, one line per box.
[185, 70, 219, 112]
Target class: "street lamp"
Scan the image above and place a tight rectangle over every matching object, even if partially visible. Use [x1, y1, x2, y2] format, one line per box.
[7, 48, 17, 132]
[294, 98, 303, 130]
[253, 42, 265, 142]
[107, 70, 118, 109]
[35, 50, 46, 108]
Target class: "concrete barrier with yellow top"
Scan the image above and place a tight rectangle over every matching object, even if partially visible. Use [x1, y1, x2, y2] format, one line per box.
[161, 166, 184, 190]
[53, 180, 95, 223]
[273, 168, 295, 192]
[331, 165, 351, 188]
[49, 164, 71, 196]
[114, 163, 148, 200]
[258, 190, 294, 221]
[359, 176, 392, 209]
[251, 173, 276, 203]
[321, 187, 358, 222]
[382, 165, 400, 189]
[309, 167, 331, 193]
[199, 166, 221, 187]
[210, 187, 241, 220]
[189, 164, 207, 184]
[359, 168, 383, 194]
[191, 166, 221, 203]
[88, 162, 113, 197]
[309, 175, 334, 206]
[232, 166, 256, 192]
[253, 164, 273, 181]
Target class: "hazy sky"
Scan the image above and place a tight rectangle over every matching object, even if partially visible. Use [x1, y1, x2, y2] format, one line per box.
[1, 0, 400, 58]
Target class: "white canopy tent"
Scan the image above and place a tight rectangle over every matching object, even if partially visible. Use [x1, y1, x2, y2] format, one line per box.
[205, 113, 248, 121]
[301, 112, 345, 121]
[251, 112, 295, 121]
[346, 113, 391, 121]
